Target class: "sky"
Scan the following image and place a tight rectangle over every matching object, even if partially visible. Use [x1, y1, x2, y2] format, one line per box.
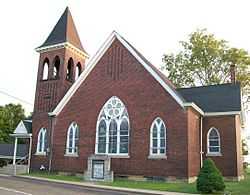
[0, 0, 249, 135]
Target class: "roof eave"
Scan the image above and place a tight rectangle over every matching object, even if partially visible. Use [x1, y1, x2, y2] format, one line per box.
[35, 42, 89, 59]
[204, 111, 241, 116]
[183, 102, 204, 115]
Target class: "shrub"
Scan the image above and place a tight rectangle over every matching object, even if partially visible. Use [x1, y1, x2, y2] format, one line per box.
[0, 159, 7, 167]
[196, 158, 225, 193]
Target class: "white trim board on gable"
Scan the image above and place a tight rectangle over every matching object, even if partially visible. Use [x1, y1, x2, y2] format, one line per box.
[49, 31, 195, 116]
[14, 121, 28, 134]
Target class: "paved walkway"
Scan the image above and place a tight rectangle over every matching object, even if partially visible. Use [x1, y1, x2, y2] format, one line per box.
[12, 175, 197, 195]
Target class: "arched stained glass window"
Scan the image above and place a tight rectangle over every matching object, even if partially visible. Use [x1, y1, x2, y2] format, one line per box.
[66, 122, 79, 155]
[95, 96, 129, 155]
[150, 118, 166, 155]
[36, 128, 47, 154]
[207, 127, 221, 154]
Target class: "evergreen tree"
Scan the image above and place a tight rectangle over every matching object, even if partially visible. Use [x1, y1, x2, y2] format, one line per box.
[196, 158, 225, 193]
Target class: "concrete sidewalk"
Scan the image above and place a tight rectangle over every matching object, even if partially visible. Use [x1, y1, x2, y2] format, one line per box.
[16, 175, 198, 195]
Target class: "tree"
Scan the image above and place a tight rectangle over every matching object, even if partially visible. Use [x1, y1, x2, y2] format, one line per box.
[197, 158, 225, 193]
[242, 139, 248, 156]
[0, 103, 25, 143]
[162, 29, 250, 110]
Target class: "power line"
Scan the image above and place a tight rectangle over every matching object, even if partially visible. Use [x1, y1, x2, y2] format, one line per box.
[0, 89, 33, 106]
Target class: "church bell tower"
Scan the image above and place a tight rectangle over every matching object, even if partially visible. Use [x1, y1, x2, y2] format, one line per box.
[34, 7, 88, 113]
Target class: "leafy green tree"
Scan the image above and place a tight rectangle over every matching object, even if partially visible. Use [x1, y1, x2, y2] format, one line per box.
[197, 158, 225, 193]
[162, 29, 250, 110]
[0, 103, 25, 143]
[242, 139, 248, 156]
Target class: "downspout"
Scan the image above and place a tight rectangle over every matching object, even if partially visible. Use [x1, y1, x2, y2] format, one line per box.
[200, 116, 203, 168]
[48, 115, 56, 172]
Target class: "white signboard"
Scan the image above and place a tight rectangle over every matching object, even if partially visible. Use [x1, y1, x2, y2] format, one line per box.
[92, 161, 104, 179]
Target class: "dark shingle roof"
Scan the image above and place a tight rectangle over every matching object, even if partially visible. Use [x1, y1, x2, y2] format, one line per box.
[0, 144, 28, 159]
[38, 7, 86, 53]
[177, 83, 241, 112]
[23, 120, 32, 133]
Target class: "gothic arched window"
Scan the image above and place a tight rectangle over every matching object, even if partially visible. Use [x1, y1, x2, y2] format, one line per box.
[95, 96, 129, 155]
[150, 118, 166, 156]
[75, 62, 82, 81]
[66, 58, 74, 81]
[53, 56, 60, 79]
[36, 127, 47, 154]
[66, 122, 79, 155]
[207, 127, 221, 154]
[42, 58, 49, 80]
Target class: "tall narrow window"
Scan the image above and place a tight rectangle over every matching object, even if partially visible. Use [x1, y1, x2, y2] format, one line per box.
[42, 59, 49, 80]
[75, 62, 82, 81]
[95, 96, 129, 155]
[150, 118, 166, 156]
[66, 122, 79, 155]
[207, 127, 221, 154]
[53, 56, 60, 79]
[66, 58, 74, 81]
[36, 128, 47, 154]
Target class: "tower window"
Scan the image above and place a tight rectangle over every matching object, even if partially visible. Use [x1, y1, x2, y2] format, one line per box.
[42, 58, 49, 80]
[66, 58, 74, 81]
[53, 56, 60, 79]
[75, 62, 82, 81]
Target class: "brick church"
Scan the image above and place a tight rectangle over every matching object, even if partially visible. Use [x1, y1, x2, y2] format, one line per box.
[31, 7, 244, 182]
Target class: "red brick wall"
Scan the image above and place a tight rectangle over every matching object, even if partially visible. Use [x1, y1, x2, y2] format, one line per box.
[34, 48, 85, 113]
[47, 39, 190, 178]
[235, 115, 244, 177]
[31, 46, 86, 170]
[31, 38, 242, 180]
[187, 108, 201, 177]
[30, 113, 50, 170]
[202, 115, 243, 178]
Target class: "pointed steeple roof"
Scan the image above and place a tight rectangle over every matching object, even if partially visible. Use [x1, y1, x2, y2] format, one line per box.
[37, 7, 86, 53]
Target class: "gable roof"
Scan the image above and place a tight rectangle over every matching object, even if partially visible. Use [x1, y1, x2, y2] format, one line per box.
[37, 7, 86, 54]
[13, 120, 32, 134]
[49, 31, 187, 116]
[23, 120, 32, 133]
[177, 83, 241, 113]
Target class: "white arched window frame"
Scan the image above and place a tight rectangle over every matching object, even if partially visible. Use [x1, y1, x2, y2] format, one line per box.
[36, 128, 47, 155]
[65, 122, 79, 155]
[95, 96, 130, 156]
[149, 117, 167, 158]
[207, 127, 221, 155]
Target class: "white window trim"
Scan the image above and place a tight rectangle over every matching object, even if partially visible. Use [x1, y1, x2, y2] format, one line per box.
[36, 128, 47, 155]
[65, 122, 79, 155]
[207, 127, 221, 156]
[149, 117, 167, 158]
[95, 96, 130, 156]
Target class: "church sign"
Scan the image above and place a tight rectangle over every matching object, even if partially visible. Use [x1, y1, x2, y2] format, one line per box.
[92, 160, 104, 179]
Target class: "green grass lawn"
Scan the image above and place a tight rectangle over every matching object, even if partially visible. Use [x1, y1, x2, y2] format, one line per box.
[25, 169, 250, 194]
[102, 179, 197, 194]
[224, 169, 250, 195]
[25, 171, 83, 182]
